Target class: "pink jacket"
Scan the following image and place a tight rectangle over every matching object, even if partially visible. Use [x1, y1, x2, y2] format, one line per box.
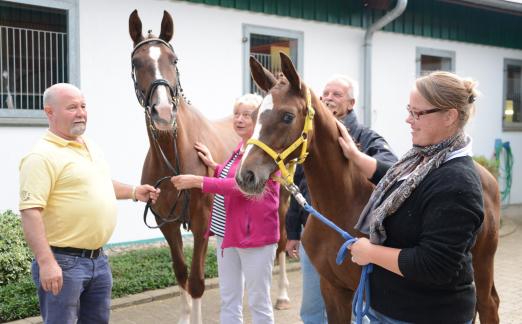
[202, 142, 280, 249]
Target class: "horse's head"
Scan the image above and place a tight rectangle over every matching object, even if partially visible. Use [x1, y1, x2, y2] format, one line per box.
[129, 10, 180, 132]
[236, 52, 314, 195]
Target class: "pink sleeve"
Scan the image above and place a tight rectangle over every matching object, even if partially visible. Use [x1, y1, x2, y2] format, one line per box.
[202, 177, 244, 196]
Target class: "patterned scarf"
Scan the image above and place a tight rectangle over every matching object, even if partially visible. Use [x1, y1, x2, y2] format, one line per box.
[355, 131, 468, 244]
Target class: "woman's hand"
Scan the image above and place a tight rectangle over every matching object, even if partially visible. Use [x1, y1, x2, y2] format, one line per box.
[195, 142, 217, 171]
[349, 237, 403, 276]
[348, 237, 374, 266]
[171, 175, 203, 190]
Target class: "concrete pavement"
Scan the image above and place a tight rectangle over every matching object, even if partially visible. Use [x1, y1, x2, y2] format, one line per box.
[9, 205, 522, 324]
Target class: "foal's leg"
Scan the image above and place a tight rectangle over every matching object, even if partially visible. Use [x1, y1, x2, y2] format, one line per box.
[320, 278, 355, 324]
[160, 223, 191, 324]
[274, 251, 290, 310]
[275, 187, 291, 310]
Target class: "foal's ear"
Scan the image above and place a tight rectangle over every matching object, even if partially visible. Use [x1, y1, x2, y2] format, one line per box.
[129, 10, 144, 45]
[280, 52, 301, 92]
[250, 56, 277, 92]
[159, 11, 174, 42]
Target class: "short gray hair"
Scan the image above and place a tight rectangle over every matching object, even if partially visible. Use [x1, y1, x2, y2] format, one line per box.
[43, 83, 82, 107]
[326, 75, 359, 101]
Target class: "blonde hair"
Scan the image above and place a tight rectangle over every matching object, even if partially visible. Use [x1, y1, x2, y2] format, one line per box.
[233, 93, 263, 121]
[415, 71, 478, 128]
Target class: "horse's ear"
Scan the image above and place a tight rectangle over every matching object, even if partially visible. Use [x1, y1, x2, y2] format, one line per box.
[280, 52, 301, 92]
[159, 11, 174, 42]
[250, 56, 277, 92]
[129, 9, 144, 45]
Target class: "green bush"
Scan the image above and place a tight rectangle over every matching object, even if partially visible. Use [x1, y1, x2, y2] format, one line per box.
[0, 277, 40, 321]
[0, 210, 33, 286]
[0, 245, 218, 322]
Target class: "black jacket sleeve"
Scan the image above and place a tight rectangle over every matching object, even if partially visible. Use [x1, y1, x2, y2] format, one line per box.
[370, 160, 393, 185]
[285, 165, 310, 240]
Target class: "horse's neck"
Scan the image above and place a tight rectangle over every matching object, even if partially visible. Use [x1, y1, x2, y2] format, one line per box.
[303, 99, 372, 219]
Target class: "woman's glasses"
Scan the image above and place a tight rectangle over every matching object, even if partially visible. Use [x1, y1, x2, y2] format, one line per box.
[406, 105, 442, 120]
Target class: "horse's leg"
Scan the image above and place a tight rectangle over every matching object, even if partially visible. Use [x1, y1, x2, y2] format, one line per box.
[187, 223, 209, 324]
[275, 187, 291, 310]
[471, 163, 501, 324]
[274, 251, 290, 310]
[160, 223, 192, 324]
[320, 278, 354, 324]
[473, 248, 500, 324]
[472, 238, 500, 324]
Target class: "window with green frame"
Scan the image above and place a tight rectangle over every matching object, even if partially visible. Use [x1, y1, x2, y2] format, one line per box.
[0, 0, 78, 126]
[503, 59, 522, 131]
[242, 25, 303, 95]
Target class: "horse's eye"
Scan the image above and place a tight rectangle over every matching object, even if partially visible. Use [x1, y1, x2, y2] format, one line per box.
[172, 58, 178, 65]
[282, 112, 294, 124]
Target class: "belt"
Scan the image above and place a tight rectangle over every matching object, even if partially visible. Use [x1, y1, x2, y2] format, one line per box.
[51, 246, 103, 259]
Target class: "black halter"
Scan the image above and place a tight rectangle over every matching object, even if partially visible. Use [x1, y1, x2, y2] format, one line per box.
[130, 37, 190, 229]
[131, 38, 182, 115]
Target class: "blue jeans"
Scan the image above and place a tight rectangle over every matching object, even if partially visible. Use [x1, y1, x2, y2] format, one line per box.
[299, 243, 328, 324]
[368, 307, 472, 324]
[31, 252, 112, 324]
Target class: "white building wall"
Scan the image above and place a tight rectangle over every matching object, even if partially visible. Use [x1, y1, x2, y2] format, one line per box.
[1, 0, 520, 244]
[372, 32, 522, 205]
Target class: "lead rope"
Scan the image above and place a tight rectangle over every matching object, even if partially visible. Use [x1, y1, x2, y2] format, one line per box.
[286, 183, 373, 323]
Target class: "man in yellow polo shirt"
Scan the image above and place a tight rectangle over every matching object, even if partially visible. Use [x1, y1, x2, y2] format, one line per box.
[19, 83, 160, 324]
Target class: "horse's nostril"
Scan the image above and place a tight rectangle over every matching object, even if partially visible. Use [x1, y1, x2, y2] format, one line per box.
[244, 170, 257, 185]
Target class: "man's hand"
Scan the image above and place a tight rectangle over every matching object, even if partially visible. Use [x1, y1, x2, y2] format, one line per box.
[135, 185, 160, 203]
[20, 208, 63, 295]
[336, 119, 358, 160]
[39, 260, 63, 295]
[285, 240, 300, 259]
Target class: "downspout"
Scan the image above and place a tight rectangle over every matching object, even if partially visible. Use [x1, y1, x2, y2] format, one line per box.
[363, 0, 408, 127]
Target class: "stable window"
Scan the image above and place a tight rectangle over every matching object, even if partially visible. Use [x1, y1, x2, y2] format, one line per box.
[416, 47, 455, 77]
[242, 25, 303, 94]
[0, 0, 79, 126]
[503, 59, 522, 131]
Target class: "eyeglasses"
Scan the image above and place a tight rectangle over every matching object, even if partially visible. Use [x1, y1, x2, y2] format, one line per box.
[233, 111, 254, 119]
[406, 105, 442, 120]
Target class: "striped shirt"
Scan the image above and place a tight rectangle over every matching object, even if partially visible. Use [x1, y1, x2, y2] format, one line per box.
[209, 151, 239, 238]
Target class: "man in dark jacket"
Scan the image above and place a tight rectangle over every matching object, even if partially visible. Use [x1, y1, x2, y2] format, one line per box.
[285, 75, 397, 324]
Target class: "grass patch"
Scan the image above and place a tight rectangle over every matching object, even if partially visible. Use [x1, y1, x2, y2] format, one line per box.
[0, 245, 217, 322]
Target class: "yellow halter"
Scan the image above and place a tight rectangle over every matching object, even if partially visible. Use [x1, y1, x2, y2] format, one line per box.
[247, 88, 315, 186]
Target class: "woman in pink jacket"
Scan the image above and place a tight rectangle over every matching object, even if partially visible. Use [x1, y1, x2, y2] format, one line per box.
[171, 93, 280, 324]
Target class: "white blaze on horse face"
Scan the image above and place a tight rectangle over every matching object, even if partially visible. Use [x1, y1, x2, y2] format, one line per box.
[241, 94, 274, 164]
[148, 46, 169, 105]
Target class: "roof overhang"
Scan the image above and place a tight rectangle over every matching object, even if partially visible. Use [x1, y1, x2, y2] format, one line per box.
[445, 0, 522, 14]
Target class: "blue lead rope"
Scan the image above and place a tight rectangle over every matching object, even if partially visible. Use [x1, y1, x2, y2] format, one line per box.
[294, 190, 372, 324]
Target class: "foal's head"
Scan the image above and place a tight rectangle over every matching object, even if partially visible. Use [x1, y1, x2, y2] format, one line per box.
[129, 10, 180, 132]
[236, 53, 313, 195]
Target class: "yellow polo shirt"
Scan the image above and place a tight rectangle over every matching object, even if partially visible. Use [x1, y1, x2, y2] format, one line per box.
[19, 131, 117, 249]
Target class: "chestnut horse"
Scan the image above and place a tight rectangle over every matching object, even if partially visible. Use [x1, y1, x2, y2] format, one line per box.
[236, 53, 500, 323]
[128, 10, 291, 323]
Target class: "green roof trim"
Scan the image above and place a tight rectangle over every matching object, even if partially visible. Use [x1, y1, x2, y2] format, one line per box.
[181, 0, 522, 50]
